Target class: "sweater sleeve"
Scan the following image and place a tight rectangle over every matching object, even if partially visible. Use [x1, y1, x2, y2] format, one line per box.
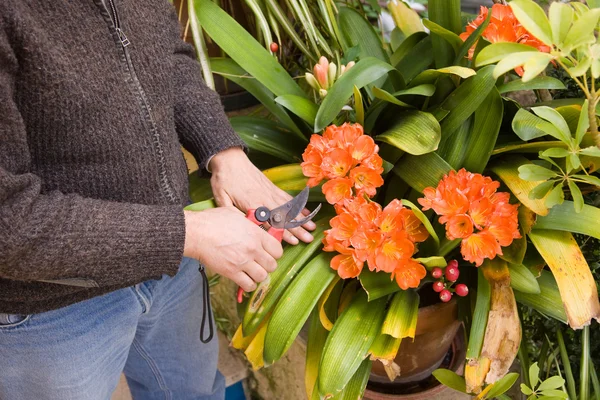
[0, 26, 185, 288]
[168, 7, 247, 172]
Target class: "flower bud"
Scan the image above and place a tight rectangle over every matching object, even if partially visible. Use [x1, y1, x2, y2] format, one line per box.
[327, 62, 337, 88]
[345, 61, 355, 71]
[313, 64, 329, 90]
[305, 73, 321, 91]
[319, 88, 328, 98]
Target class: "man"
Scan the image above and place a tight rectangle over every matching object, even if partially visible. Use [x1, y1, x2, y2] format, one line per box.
[0, 1, 314, 399]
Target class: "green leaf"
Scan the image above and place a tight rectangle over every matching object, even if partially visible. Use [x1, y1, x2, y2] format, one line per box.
[432, 369, 467, 393]
[569, 57, 593, 77]
[509, 263, 541, 294]
[455, 9, 491, 64]
[210, 58, 303, 136]
[498, 76, 566, 94]
[318, 291, 387, 397]
[462, 88, 504, 173]
[529, 362, 541, 389]
[545, 183, 565, 208]
[466, 268, 491, 360]
[230, 117, 304, 163]
[562, 9, 600, 51]
[529, 180, 556, 200]
[549, 2, 574, 46]
[538, 376, 566, 391]
[353, 86, 364, 126]
[388, 0, 424, 36]
[579, 146, 600, 157]
[409, 66, 476, 87]
[439, 65, 497, 137]
[376, 111, 441, 155]
[476, 42, 540, 67]
[243, 218, 330, 335]
[315, 58, 394, 131]
[521, 383, 534, 396]
[509, 0, 553, 47]
[534, 200, 600, 239]
[494, 52, 552, 79]
[274, 95, 318, 125]
[358, 269, 399, 301]
[184, 198, 216, 211]
[428, 0, 462, 68]
[196, 0, 306, 98]
[415, 256, 447, 267]
[330, 358, 372, 400]
[573, 174, 600, 186]
[338, 7, 390, 66]
[392, 152, 453, 193]
[541, 148, 570, 158]
[390, 31, 429, 66]
[401, 199, 440, 245]
[264, 253, 337, 364]
[512, 108, 560, 141]
[568, 180, 584, 213]
[422, 19, 462, 52]
[396, 36, 434, 82]
[372, 87, 413, 107]
[382, 289, 419, 339]
[575, 100, 590, 145]
[522, 53, 553, 82]
[514, 270, 568, 324]
[518, 164, 558, 181]
[394, 84, 437, 97]
[486, 373, 520, 398]
[188, 173, 214, 202]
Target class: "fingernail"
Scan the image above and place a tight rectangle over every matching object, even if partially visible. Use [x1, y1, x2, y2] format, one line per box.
[289, 237, 299, 245]
[306, 221, 316, 230]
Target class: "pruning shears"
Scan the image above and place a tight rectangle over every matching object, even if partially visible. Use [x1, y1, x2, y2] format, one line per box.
[237, 186, 321, 303]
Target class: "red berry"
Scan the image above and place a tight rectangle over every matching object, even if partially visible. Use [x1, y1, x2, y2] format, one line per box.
[447, 259, 458, 269]
[433, 281, 445, 293]
[440, 289, 452, 303]
[431, 267, 443, 279]
[270, 42, 279, 52]
[455, 284, 469, 297]
[445, 265, 460, 282]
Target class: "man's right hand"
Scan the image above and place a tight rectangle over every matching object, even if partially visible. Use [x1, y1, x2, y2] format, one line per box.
[182, 208, 284, 292]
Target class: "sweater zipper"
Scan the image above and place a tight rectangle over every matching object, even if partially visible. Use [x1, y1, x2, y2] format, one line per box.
[102, 0, 178, 204]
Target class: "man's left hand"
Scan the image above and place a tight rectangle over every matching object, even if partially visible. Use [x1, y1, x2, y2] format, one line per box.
[209, 147, 316, 245]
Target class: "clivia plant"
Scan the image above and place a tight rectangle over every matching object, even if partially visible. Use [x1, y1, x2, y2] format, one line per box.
[184, 0, 600, 398]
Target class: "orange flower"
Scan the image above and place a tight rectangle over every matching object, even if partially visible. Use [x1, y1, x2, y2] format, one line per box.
[351, 135, 377, 163]
[331, 247, 364, 279]
[351, 229, 384, 266]
[374, 231, 415, 273]
[419, 168, 520, 267]
[329, 211, 359, 245]
[459, 4, 551, 70]
[361, 154, 384, 175]
[399, 209, 429, 243]
[350, 166, 384, 198]
[376, 199, 404, 234]
[301, 147, 325, 188]
[322, 177, 353, 205]
[321, 148, 353, 179]
[324, 123, 364, 151]
[461, 230, 502, 267]
[391, 259, 427, 290]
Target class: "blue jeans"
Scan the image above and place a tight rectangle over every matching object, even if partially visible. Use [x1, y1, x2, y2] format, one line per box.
[0, 257, 225, 400]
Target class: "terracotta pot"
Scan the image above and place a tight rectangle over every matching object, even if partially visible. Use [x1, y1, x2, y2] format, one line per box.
[371, 298, 461, 383]
[364, 320, 467, 400]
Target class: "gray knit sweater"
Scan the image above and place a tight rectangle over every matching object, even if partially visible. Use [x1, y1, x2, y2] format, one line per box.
[0, 0, 246, 313]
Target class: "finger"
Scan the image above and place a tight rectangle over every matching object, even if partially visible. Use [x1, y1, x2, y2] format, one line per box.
[260, 231, 284, 259]
[243, 261, 269, 283]
[254, 250, 278, 273]
[283, 230, 299, 245]
[234, 272, 256, 292]
[288, 226, 314, 244]
[300, 208, 317, 230]
[212, 190, 234, 208]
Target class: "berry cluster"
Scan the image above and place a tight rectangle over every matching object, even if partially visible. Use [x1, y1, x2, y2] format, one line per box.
[431, 260, 469, 303]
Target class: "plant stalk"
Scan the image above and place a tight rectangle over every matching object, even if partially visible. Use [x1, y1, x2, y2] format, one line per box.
[581, 325, 590, 400]
[588, 94, 600, 147]
[557, 329, 578, 400]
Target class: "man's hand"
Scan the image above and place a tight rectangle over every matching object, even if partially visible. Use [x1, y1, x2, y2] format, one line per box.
[208, 147, 316, 245]
[183, 208, 283, 291]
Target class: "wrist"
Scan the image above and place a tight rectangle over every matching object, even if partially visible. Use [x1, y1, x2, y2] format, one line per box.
[207, 147, 246, 173]
[183, 210, 205, 259]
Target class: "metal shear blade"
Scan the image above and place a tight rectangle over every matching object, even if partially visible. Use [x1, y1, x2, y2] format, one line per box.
[268, 186, 321, 229]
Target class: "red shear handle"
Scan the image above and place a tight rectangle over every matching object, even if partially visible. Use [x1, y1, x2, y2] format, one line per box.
[237, 210, 284, 303]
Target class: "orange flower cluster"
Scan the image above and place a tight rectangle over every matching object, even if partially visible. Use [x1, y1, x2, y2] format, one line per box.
[460, 4, 551, 74]
[418, 169, 521, 267]
[301, 123, 384, 205]
[323, 197, 430, 290]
